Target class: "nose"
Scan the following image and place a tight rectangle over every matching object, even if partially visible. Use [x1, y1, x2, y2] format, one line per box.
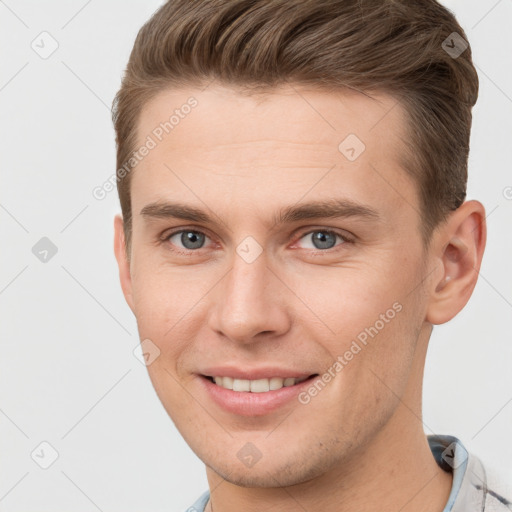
[208, 248, 291, 345]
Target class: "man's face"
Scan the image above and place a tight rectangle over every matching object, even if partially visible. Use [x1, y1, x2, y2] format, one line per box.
[117, 84, 436, 486]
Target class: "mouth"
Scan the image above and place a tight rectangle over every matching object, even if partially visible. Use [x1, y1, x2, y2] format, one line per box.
[198, 372, 320, 416]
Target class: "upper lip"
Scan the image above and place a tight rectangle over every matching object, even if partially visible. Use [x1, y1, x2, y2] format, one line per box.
[199, 366, 316, 380]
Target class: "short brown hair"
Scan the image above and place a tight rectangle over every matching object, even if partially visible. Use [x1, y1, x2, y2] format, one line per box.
[112, 0, 478, 255]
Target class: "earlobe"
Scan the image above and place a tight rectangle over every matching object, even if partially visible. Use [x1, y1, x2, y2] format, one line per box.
[113, 214, 135, 313]
[426, 200, 486, 325]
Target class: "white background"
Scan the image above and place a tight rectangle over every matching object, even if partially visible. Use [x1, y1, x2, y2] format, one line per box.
[1, 1, 511, 510]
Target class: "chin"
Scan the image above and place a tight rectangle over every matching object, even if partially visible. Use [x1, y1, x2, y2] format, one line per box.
[205, 452, 332, 488]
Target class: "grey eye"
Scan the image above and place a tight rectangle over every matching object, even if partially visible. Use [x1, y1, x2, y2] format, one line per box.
[299, 230, 343, 250]
[170, 230, 207, 250]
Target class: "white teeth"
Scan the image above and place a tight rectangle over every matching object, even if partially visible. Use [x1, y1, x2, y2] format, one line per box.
[269, 377, 284, 390]
[211, 376, 309, 392]
[223, 376, 234, 390]
[250, 379, 270, 393]
[232, 379, 250, 392]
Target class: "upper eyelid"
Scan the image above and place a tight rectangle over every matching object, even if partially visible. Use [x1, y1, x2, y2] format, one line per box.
[295, 227, 351, 239]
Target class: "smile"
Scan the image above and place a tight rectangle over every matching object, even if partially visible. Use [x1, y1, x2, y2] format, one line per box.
[199, 372, 320, 416]
[207, 375, 310, 392]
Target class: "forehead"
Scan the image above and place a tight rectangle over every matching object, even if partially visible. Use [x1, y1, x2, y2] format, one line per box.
[137, 83, 408, 154]
[131, 84, 417, 224]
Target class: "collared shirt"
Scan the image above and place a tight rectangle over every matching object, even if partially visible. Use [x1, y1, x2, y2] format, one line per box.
[185, 435, 511, 512]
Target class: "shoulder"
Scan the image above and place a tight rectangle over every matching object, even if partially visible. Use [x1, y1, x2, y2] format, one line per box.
[184, 489, 210, 512]
[482, 462, 512, 511]
[427, 434, 511, 512]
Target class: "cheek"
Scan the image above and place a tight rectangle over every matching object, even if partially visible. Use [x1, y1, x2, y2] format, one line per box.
[348, 298, 421, 415]
[291, 260, 421, 407]
[130, 271, 195, 378]
[282, 262, 406, 341]
[131, 257, 202, 330]
[313, 307, 418, 448]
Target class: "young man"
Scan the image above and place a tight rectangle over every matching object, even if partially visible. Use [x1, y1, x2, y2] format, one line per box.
[112, 1, 511, 510]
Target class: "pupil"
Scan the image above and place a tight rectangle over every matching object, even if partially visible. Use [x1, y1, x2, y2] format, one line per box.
[313, 231, 335, 249]
[182, 231, 204, 249]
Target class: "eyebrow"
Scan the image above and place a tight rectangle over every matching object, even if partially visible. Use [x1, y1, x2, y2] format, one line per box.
[140, 198, 380, 227]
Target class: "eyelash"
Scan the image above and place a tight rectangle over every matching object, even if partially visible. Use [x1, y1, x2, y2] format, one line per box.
[160, 227, 354, 256]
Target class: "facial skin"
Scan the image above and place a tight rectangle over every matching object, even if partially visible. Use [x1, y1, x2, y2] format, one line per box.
[114, 84, 486, 512]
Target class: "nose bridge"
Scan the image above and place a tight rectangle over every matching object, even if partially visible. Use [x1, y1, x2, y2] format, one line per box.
[226, 247, 270, 320]
[210, 242, 288, 342]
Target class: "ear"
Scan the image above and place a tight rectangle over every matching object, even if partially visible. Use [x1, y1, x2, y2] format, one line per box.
[426, 200, 487, 325]
[113, 214, 135, 313]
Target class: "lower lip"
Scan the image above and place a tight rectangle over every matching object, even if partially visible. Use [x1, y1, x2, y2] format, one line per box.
[198, 375, 317, 416]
